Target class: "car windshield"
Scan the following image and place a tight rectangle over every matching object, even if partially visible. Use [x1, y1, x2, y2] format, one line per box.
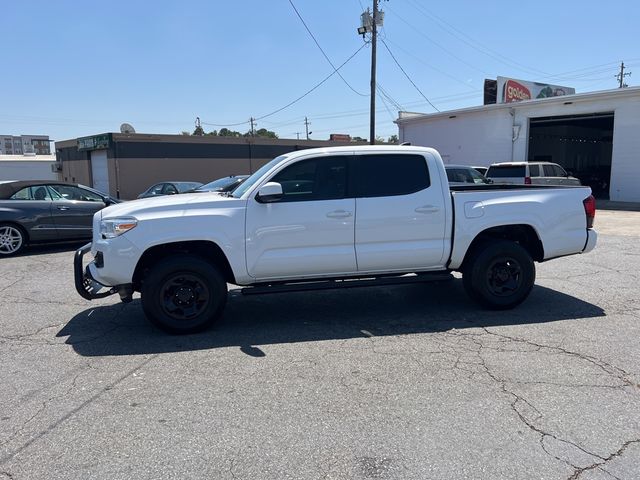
[197, 176, 244, 191]
[232, 155, 288, 198]
[175, 182, 203, 192]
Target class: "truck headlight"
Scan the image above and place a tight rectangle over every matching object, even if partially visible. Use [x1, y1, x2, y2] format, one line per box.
[100, 218, 138, 238]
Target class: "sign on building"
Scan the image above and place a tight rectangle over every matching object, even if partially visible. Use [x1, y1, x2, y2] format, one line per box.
[78, 134, 111, 151]
[497, 76, 575, 104]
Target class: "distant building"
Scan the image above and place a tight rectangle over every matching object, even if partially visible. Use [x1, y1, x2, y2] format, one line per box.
[397, 87, 640, 202]
[0, 135, 51, 155]
[55, 133, 355, 199]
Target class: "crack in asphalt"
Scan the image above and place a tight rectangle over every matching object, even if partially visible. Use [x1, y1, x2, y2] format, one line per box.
[0, 322, 67, 342]
[0, 278, 25, 295]
[434, 327, 639, 474]
[0, 361, 96, 449]
[479, 327, 637, 389]
[567, 439, 640, 479]
[0, 355, 157, 466]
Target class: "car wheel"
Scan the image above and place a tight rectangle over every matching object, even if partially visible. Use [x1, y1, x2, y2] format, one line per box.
[462, 240, 535, 310]
[0, 223, 26, 256]
[141, 254, 228, 334]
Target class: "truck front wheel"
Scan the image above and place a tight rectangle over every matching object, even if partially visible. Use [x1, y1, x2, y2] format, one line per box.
[141, 254, 227, 334]
[462, 240, 535, 310]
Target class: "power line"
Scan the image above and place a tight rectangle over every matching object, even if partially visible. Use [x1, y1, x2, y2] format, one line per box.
[201, 119, 250, 128]
[380, 38, 440, 112]
[201, 44, 367, 128]
[382, 37, 478, 91]
[255, 44, 367, 121]
[385, 5, 490, 76]
[376, 91, 397, 122]
[376, 83, 404, 111]
[402, 0, 550, 77]
[288, 0, 367, 97]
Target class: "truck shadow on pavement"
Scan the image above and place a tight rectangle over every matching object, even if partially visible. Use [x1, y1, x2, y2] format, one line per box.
[58, 280, 605, 357]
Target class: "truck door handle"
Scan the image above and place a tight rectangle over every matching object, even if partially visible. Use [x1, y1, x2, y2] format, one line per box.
[326, 210, 352, 219]
[415, 205, 439, 214]
[57, 206, 70, 211]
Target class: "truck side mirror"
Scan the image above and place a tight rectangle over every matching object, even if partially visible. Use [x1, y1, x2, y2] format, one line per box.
[255, 182, 283, 203]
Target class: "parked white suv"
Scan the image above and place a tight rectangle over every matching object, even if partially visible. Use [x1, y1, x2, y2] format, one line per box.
[486, 162, 581, 186]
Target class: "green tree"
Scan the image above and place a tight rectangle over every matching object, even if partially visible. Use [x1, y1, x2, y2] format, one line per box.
[180, 131, 191, 136]
[351, 136, 367, 143]
[255, 128, 278, 139]
[193, 126, 205, 136]
[205, 130, 218, 136]
[388, 134, 399, 144]
[218, 128, 242, 137]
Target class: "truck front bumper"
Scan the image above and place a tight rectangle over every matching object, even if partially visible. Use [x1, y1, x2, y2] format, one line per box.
[74, 243, 132, 302]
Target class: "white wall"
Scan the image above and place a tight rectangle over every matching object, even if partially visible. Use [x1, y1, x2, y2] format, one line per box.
[609, 98, 640, 202]
[0, 160, 58, 181]
[400, 108, 513, 167]
[399, 89, 640, 202]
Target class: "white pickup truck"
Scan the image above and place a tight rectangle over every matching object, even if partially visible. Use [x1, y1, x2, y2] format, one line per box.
[74, 146, 597, 334]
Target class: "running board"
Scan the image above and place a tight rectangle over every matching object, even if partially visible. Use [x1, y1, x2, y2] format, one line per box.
[240, 272, 453, 296]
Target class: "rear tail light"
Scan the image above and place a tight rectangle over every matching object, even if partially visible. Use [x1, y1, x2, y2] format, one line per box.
[583, 195, 596, 228]
[524, 176, 532, 185]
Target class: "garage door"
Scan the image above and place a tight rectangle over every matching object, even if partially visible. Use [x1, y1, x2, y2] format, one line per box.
[91, 150, 109, 195]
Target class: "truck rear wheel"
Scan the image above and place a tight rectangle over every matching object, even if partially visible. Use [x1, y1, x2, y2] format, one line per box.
[462, 240, 535, 310]
[141, 254, 227, 334]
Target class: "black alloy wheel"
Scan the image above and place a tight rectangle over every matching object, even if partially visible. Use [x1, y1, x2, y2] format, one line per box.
[141, 254, 228, 334]
[160, 273, 211, 321]
[463, 240, 535, 310]
[485, 257, 523, 297]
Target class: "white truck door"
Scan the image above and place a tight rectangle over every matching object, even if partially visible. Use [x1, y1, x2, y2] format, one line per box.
[354, 153, 448, 272]
[245, 155, 357, 280]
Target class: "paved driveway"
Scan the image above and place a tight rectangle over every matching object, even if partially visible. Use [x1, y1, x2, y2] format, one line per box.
[1, 211, 639, 479]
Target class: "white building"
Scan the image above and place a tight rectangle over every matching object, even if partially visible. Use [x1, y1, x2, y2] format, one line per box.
[396, 87, 640, 202]
[0, 155, 59, 181]
[0, 135, 51, 155]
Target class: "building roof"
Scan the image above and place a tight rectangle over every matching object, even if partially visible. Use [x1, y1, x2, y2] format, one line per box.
[0, 155, 56, 161]
[396, 86, 640, 125]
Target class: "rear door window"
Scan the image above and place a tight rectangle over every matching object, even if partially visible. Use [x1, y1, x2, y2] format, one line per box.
[543, 165, 556, 176]
[528, 164, 541, 177]
[553, 165, 567, 176]
[353, 154, 430, 197]
[487, 165, 526, 177]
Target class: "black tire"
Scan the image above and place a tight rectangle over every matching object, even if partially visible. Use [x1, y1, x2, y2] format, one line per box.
[462, 240, 535, 310]
[0, 223, 27, 256]
[141, 254, 228, 334]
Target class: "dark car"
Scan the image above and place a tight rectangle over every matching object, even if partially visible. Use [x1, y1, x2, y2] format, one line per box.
[192, 175, 249, 193]
[137, 181, 203, 199]
[0, 180, 120, 256]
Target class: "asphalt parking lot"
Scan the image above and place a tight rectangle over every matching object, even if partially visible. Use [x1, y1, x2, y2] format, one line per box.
[1, 208, 639, 480]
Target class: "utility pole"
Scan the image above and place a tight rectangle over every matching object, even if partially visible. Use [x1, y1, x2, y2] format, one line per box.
[304, 117, 312, 140]
[249, 117, 256, 136]
[358, 2, 384, 144]
[295, 132, 300, 140]
[616, 62, 631, 88]
[369, 0, 378, 145]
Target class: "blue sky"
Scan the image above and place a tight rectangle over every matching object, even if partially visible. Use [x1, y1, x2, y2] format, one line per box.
[2, 0, 639, 142]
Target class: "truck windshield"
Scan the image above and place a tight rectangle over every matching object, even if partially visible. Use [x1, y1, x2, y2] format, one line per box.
[232, 155, 288, 198]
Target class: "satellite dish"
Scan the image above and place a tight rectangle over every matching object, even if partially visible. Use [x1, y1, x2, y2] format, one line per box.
[120, 123, 136, 134]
